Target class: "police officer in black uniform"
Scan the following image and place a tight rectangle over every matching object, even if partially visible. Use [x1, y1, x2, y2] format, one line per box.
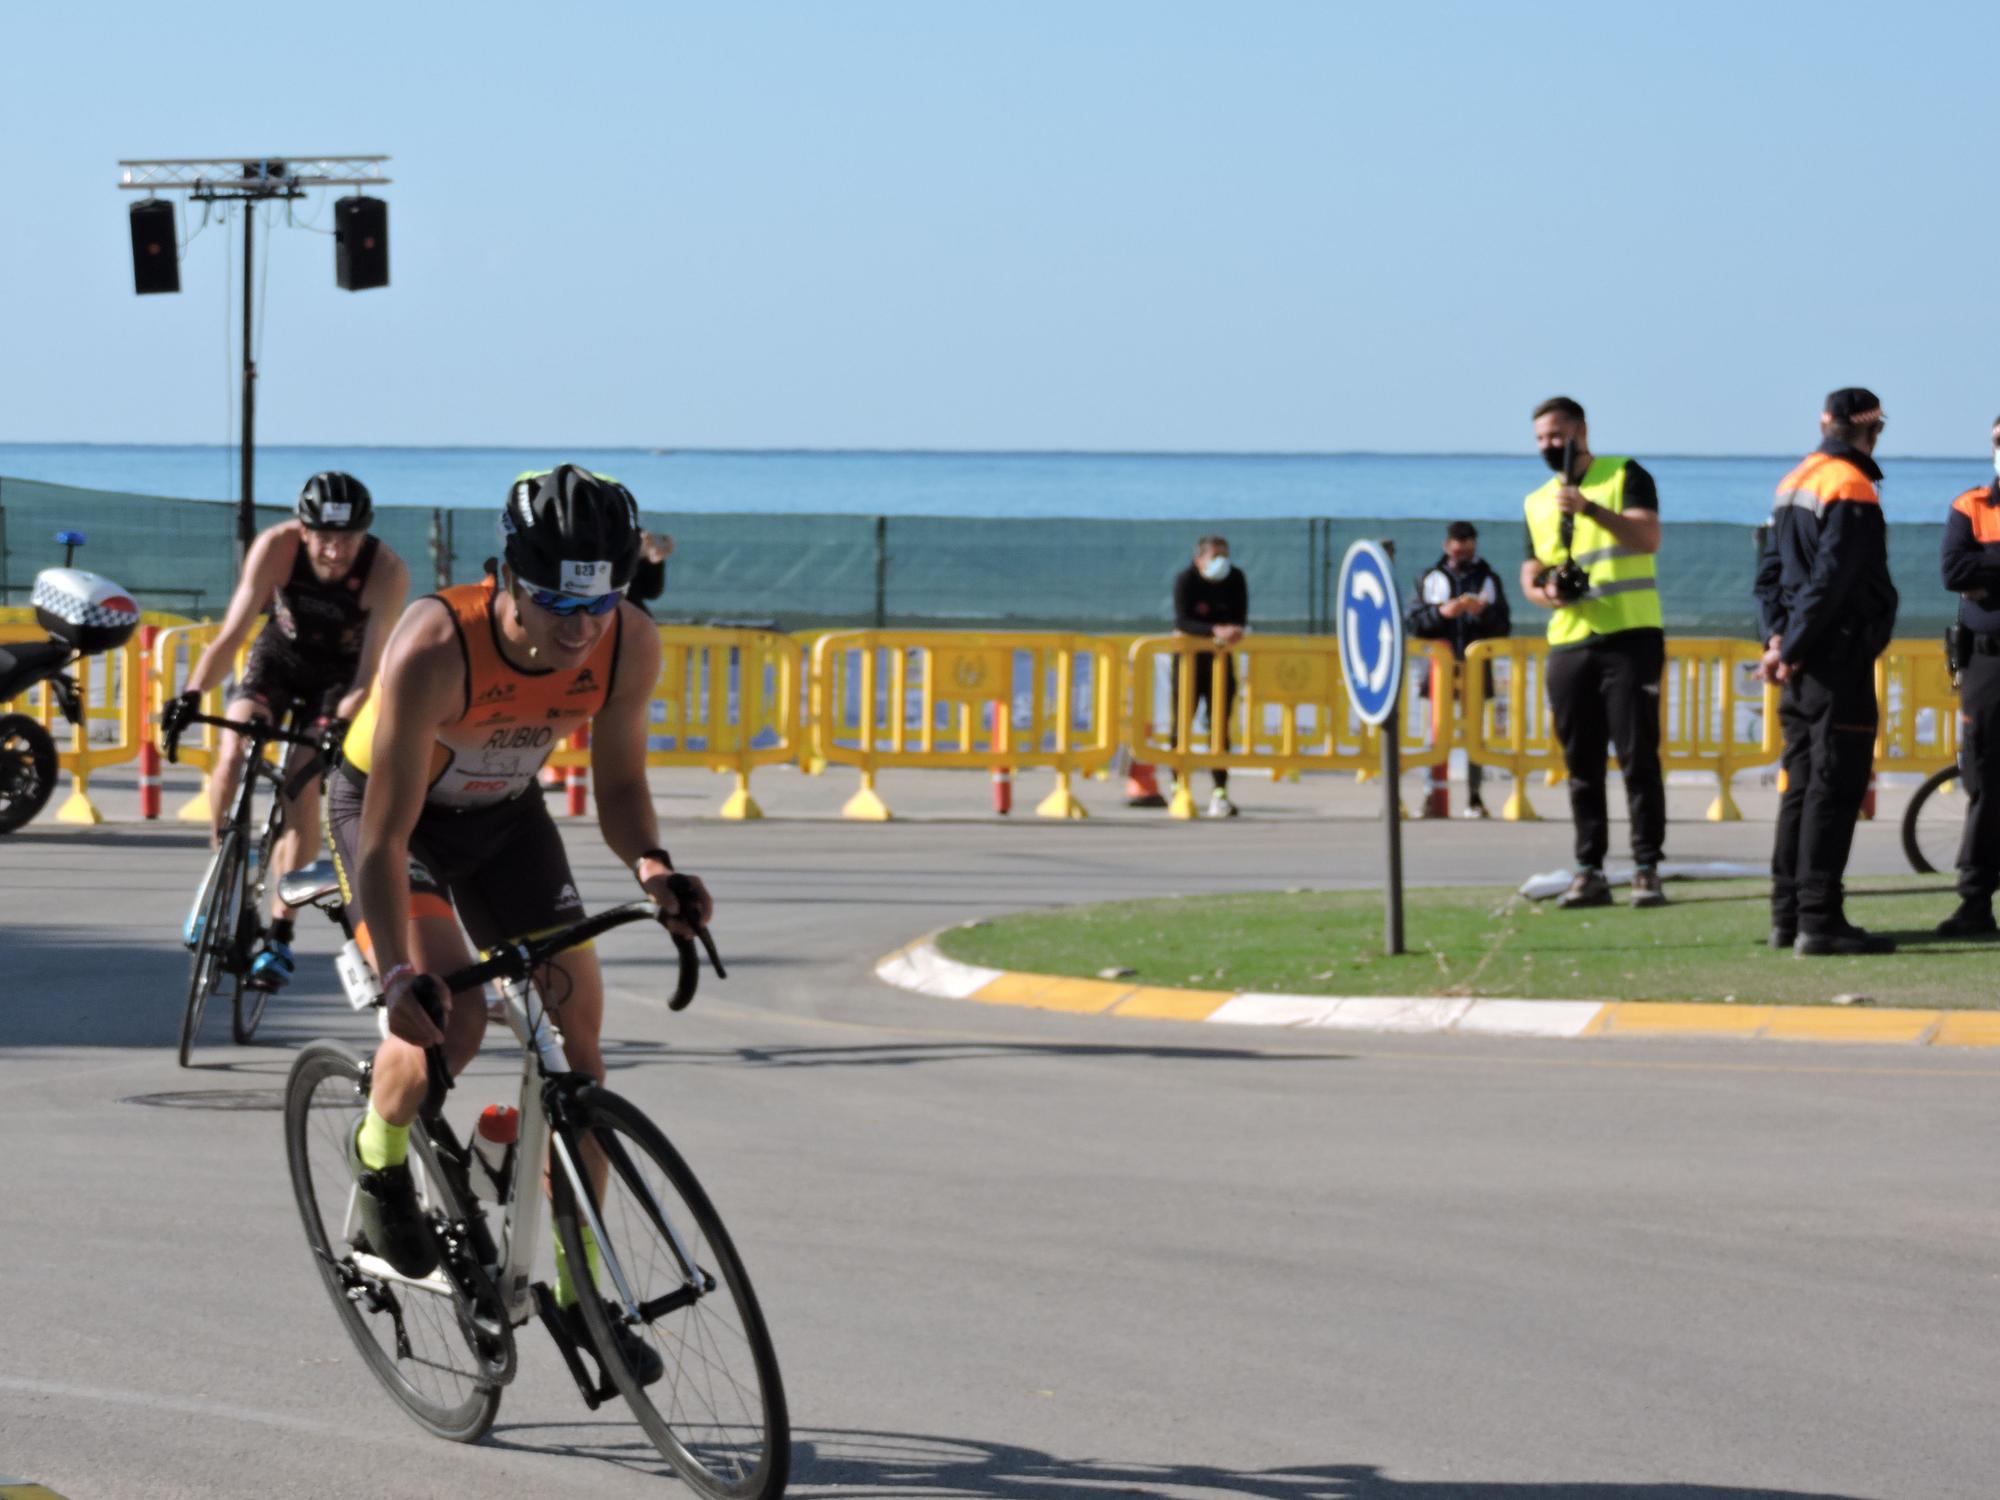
[1936, 414, 2000, 937]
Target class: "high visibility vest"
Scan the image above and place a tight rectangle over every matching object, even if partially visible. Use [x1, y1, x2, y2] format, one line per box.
[1524, 456, 1663, 646]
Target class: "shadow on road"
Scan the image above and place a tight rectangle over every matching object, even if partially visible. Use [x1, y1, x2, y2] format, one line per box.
[481, 1423, 1872, 1499]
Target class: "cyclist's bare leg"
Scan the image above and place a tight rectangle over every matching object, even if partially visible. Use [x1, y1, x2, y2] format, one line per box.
[535, 944, 612, 1185]
[208, 697, 270, 849]
[269, 741, 323, 924]
[367, 913, 487, 1127]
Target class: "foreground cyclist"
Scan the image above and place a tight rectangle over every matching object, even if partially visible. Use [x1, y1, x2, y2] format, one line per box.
[330, 465, 709, 1375]
[164, 473, 408, 989]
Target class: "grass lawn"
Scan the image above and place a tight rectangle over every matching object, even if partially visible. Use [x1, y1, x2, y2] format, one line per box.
[934, 878, 2000, 1009]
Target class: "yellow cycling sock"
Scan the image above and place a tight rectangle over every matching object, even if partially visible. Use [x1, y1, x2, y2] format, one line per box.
[552, 1227, 601, 1309]
[356, 1106, 409, 1170]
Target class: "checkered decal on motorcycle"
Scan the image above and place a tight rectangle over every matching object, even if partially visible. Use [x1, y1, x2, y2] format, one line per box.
[31, 576, 138, 629]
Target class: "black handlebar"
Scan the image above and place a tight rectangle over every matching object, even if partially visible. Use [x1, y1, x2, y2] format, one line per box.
[161, 707, 332, 797]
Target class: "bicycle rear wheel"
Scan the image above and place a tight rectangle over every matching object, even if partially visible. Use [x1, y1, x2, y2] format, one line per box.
[553, 1089, 789, 1500]
[179, 829, 243, 1067]
[1902, 764, 1962, 875]
[282, 1041, 502, 1442]
[232, 809, 283, 1044]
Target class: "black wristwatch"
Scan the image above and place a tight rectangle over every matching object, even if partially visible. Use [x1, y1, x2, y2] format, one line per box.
[634, 847, 674, 885]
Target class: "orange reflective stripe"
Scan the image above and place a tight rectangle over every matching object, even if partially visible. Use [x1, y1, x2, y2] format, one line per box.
[1952, 486, 2000, 543]
[1774, 453, 1879, 511]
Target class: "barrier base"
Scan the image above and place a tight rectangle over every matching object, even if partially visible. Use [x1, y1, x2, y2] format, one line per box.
[842, 782, 892, 821]
[1168, 781, 1198, 820]
[801, 755, 828, 777]
[1704, 784, 1742, 822]
[1500, 785, 1540, 822]
[1035, 776, 1088, 821]
[176, 786, 212, 823]
[56, 783, 102, 825]
[719, 785, 764, 821]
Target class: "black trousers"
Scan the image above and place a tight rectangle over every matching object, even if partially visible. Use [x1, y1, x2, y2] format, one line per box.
[1545, 629, 1666, 871]
[1171, 652, 1235, 791]
[1770, 653, 1878, 933]
[1954, 650, 2000, 904]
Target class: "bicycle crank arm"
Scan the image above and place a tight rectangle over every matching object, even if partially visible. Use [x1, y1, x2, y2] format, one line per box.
[532, 1282, 608, 1411]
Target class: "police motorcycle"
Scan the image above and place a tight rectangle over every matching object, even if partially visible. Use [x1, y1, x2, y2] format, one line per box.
[0, 531, 141, 833]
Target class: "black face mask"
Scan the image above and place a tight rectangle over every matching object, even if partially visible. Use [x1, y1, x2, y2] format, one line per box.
[1540, 445, 1570, 474]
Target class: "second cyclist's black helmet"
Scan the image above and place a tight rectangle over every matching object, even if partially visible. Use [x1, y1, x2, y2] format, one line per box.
[297, 472, 374, 532]
[501, 465, 641, 594]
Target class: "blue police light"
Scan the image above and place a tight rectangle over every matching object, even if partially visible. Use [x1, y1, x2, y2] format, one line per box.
[55, 530, 86, 547]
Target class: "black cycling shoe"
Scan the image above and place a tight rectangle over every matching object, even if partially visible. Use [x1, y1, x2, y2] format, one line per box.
[346, 1121, 439, 1278]
[1794, 925, 1896, 957]
[562, 1297, 666, 1387]
[1935, 902, 1998, 939]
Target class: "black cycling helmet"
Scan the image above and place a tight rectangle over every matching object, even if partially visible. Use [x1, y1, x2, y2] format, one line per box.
[297, 472, 374, 532]
[501, 464, 641, 595]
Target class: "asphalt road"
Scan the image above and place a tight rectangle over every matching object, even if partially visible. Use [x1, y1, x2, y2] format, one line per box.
[1, 767, 1993, 1500]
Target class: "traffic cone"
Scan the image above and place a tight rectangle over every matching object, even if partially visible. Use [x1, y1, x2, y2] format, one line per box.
[992, 766, 1012, 815]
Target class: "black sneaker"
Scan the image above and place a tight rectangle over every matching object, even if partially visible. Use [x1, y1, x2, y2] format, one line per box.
[1557, 869, 1612, 909]
[346, 1120, 439, 1278]
[1935, 903, 1998, 939]
[561, 1297, 665, 1387]
[1794, 926, 1896, 957]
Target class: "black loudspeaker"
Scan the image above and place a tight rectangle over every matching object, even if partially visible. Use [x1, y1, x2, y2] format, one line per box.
[129, 199, 180, 295]
[335, 196, 390, 291]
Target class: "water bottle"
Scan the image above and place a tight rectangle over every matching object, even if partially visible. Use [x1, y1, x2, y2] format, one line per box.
[473, 1104, 519, 1202]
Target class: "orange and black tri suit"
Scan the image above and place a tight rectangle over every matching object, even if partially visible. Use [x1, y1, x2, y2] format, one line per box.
[1753, 442, 1898, 936]
[1941, 484, 2000, 908]
[325, 576, 622, 954]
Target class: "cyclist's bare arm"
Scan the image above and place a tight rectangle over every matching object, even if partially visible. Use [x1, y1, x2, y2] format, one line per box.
[333, 545, 411, 722]
[590, 604, 711, 933]
[355, 598, 463, 1046]
[184, 524, 296, 696]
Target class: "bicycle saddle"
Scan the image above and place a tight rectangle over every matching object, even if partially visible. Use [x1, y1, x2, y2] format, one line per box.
[278, 860, 344, 911]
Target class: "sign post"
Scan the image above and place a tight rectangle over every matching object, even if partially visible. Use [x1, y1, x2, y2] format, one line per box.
[1336, 539, 1406, 956]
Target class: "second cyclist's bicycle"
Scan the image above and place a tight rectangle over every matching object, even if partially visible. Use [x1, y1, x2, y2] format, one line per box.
[162, 707, 323, 1065]
[278, 864, 788, 1497]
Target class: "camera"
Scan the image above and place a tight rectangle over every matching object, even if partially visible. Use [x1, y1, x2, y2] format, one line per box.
[1547, 561, 1591, 604]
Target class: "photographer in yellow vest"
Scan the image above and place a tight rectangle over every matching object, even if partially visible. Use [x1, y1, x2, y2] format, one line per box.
[1519, 396, 1667, 910]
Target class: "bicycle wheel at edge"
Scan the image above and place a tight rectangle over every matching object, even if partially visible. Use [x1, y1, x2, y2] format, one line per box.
[1902, 763, 1962, 875]
[231, 808, 283, 1044]
[179, 829, 242, 1067]
[281, 1040, 502, 1442]
[552, 1089, 790, 1500]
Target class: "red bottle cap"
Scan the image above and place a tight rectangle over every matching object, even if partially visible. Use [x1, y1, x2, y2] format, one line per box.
[477, 1103, 520, 1144]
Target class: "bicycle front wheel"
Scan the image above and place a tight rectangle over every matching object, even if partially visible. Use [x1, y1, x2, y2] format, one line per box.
[282, 1041, 502, 1443]
[180, 829, 243, 1067]
[1903, 764, 1962, 875]
[553, 1089, 789, 1499]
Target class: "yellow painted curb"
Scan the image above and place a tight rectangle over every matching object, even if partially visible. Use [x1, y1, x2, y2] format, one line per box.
[1600, 1002, 1778, 1037]
[2, 1485, 72, 1500]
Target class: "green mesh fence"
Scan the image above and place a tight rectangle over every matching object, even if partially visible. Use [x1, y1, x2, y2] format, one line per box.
[0, 475, 1958, 637]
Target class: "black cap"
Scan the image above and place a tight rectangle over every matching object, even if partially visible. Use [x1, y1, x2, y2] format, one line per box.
[1824, 387, 1883, 425]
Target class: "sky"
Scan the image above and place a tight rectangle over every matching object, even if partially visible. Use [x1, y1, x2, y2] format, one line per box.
[4, 1, 1999, 457]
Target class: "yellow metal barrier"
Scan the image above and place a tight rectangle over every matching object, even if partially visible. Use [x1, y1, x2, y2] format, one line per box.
[809, 631, 1120, 820]
[545, 625, 802, 818]
[1464, 637, 1823, 823]
[150, 620, 247, 823]
[1876, 638, 1959, 774]
[1124, 636, 1454, 819]
[0, 607, 174, 824]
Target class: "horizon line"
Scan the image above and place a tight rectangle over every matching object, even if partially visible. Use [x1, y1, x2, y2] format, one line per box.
[0, 440, 1985, 463]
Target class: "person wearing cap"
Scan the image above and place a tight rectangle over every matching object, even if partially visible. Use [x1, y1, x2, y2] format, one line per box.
[1519, 396, 1667, 909]
[1405, 520, 1512, 817]
[1934, 414, 2000, 938]
[1754, 388, 1899, 956]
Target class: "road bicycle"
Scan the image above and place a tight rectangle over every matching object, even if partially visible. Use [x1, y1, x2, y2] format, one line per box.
[1901, 762, 1962, 876]
[277, 863, 789, 1497]
[162, 707, 323, 1065]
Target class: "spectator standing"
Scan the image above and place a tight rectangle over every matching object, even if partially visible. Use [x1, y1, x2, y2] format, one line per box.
[1171, 535, 1247, 819]
[1519, 396, 1668, 909]
[1934, 415, 2000, 938]
[629, 529, 674, 616]
[1754, 388, 1899, 956]
[1405, 521, 1511, 817]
